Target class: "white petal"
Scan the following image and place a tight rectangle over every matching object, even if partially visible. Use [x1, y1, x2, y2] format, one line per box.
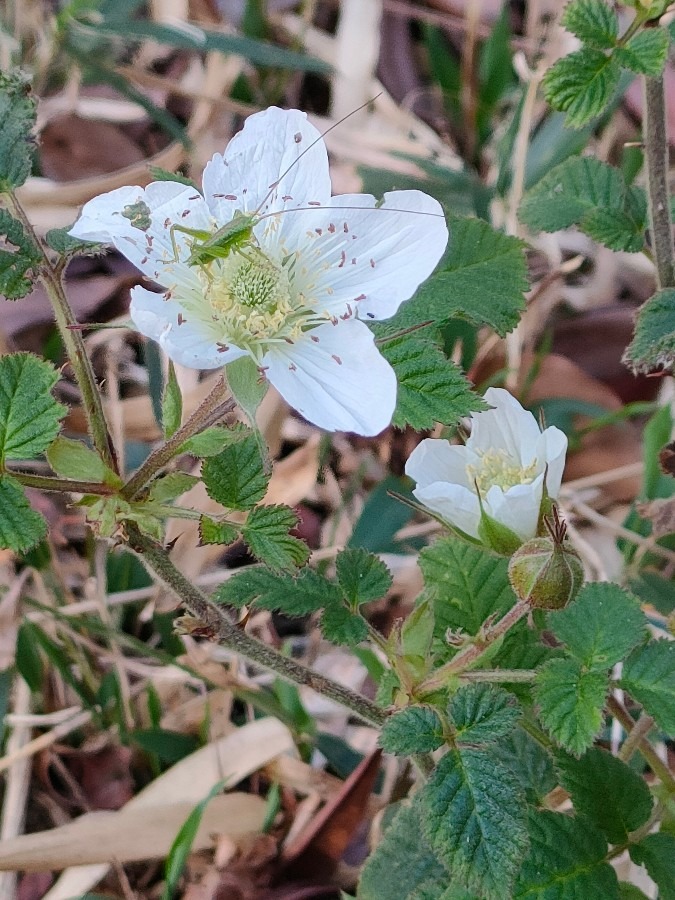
[267, 190, 447, 322]
[70, 182, 212, 292]
[405, 439, 478, 491]
[470, 388, 541, 463]
[130, 286, 246, 369]
[262, 320, 396, 435]
[536, 426, 568, 498]
[485, 477, 544, 541]
[202, 108, 331, 224]
[413, 482, 482, 539]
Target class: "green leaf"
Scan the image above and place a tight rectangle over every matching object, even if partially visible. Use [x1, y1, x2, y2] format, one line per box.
[0, 209, 42, 300]
[0, 475, 47, 553]
[620, 640, 675, 733]
[534, 658, 608, 755]
[495, 727, 557, 804]
[379, 707, 445, 755]
[624, 289, 675, 373]
[216, 566, 341, 615]
[543, 47, 621, 128]
[181, 425, 240, 457]
[514, 810, 618, 899]
[629, 833, 675, 900]
[132, 728, 199, 764]
[421, 748, 528, 898]
[320, 604, 368, 646]
[519, 157, 624, 231]
[0, 354, 65, 463]
[16, 621, 44, 691]
[615, 28, 670, 76]
[449, 683, 521, 745]
[163, 781, 226, 900]
[45, 226, 103, 257]
[335, 548, 392, 607]
[619, 884, 650, 900]
[47, 436, 116, 484]
[357, 801, 450, 900]
[202, 431, 269, 510]
[548, 582, 646, 672]
[561, 0, 618, 48]
[148, 472, 199, 503]
[420, 536, 515, 648]
[241, 504, 309, 571]
[557, 747, 653, 843]
[0, 71, 37, 191]
[379, 336, 480, 430]
[376, 217, 527, 339]
[198, 516, 238, 546]
[580, 207, 645, 253]
[162, 362, 182, 438]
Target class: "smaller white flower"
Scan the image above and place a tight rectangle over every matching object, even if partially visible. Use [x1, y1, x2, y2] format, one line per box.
[405, 387, 568, 544]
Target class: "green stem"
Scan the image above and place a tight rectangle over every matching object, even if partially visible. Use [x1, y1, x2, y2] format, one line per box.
[608, 696, 675, 794]
[121, 379, 232, 499]
[416, 600, 530, 696]
[126, 525, 387, 728]
[643, 74, 674, 289]
[9, 471, 116, 495]
[4, 193, 117, 473]
[458, 669, 536, 683]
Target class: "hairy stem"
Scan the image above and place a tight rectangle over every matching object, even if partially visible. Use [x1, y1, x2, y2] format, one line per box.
[121, 379, 233, 499]
[415, 600, 530, 696]
[9, 472, 117, 495]
[643, 75, 674, 289]
[608, 696, 675, 794]
[127, 526, 387, 728]
[4, 193, 117, 472]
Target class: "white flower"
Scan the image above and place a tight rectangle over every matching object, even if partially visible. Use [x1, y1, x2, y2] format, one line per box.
[405, 387, 568, 543]
[69, 107, 448, 436]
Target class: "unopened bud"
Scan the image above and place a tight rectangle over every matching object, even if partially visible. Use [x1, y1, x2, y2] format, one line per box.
[507, 508, 583, 609]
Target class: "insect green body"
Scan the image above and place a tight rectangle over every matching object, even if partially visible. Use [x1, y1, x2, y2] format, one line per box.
[169, 211, 257, 269]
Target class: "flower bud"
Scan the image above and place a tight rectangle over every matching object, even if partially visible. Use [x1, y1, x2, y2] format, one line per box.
[507, 508, 583, 609]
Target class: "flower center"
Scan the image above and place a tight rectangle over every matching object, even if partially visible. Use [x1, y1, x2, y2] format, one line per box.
[201, 242, 328, 358]
[466, 449, 538, 495]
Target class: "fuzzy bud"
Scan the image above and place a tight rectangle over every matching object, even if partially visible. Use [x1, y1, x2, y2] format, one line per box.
[507, 508, 583, 610]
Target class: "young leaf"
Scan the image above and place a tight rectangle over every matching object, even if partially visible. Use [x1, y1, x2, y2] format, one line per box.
[421, 748, 529, 898]
[615, 28, 670, 77]
[241, 504, 309, 571]
[548, 582, 647, 672]
[379, 707, 445, 755]
[202, 431, 269, 510]
[0, 210, 42, 300]
[357, 801, 451, 900]
[0, 71, 37, 191]
[514, 810, 618, 898]
[0, 354, 66, 463]
[534, 658, 608, 755]
[148, 472, 199, 503]
[543, 48, 621, 129]
[624, 289, 675, 373]
[216, 566, 341, 615]
[162, 362, 182, 438]
[449, 683, 521, 745]
[557, 747, 653, 844]
[320, 604, 369, 646]
[0, 475, 47, 552]
[376, 217, 528, 338]
[45, 226, 103, 257]
[420, 536, 515, 647]
[629, 833, 675, 900]
[198, 516, 239, 546]
[47, 436, 117, 485]
[335, 548, 392, 607]
[561, 0, 618, 49]
[620, 640, 675, 733]
[379, 336, 480, 430]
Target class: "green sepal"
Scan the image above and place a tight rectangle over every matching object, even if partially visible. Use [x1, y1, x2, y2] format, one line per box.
[476, 502, 522, 556]
[162, 362, 182, 438]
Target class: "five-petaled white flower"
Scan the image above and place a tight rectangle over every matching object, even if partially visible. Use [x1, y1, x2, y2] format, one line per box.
[405, 388, 568, 543]
[69, 107, 448, 435]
